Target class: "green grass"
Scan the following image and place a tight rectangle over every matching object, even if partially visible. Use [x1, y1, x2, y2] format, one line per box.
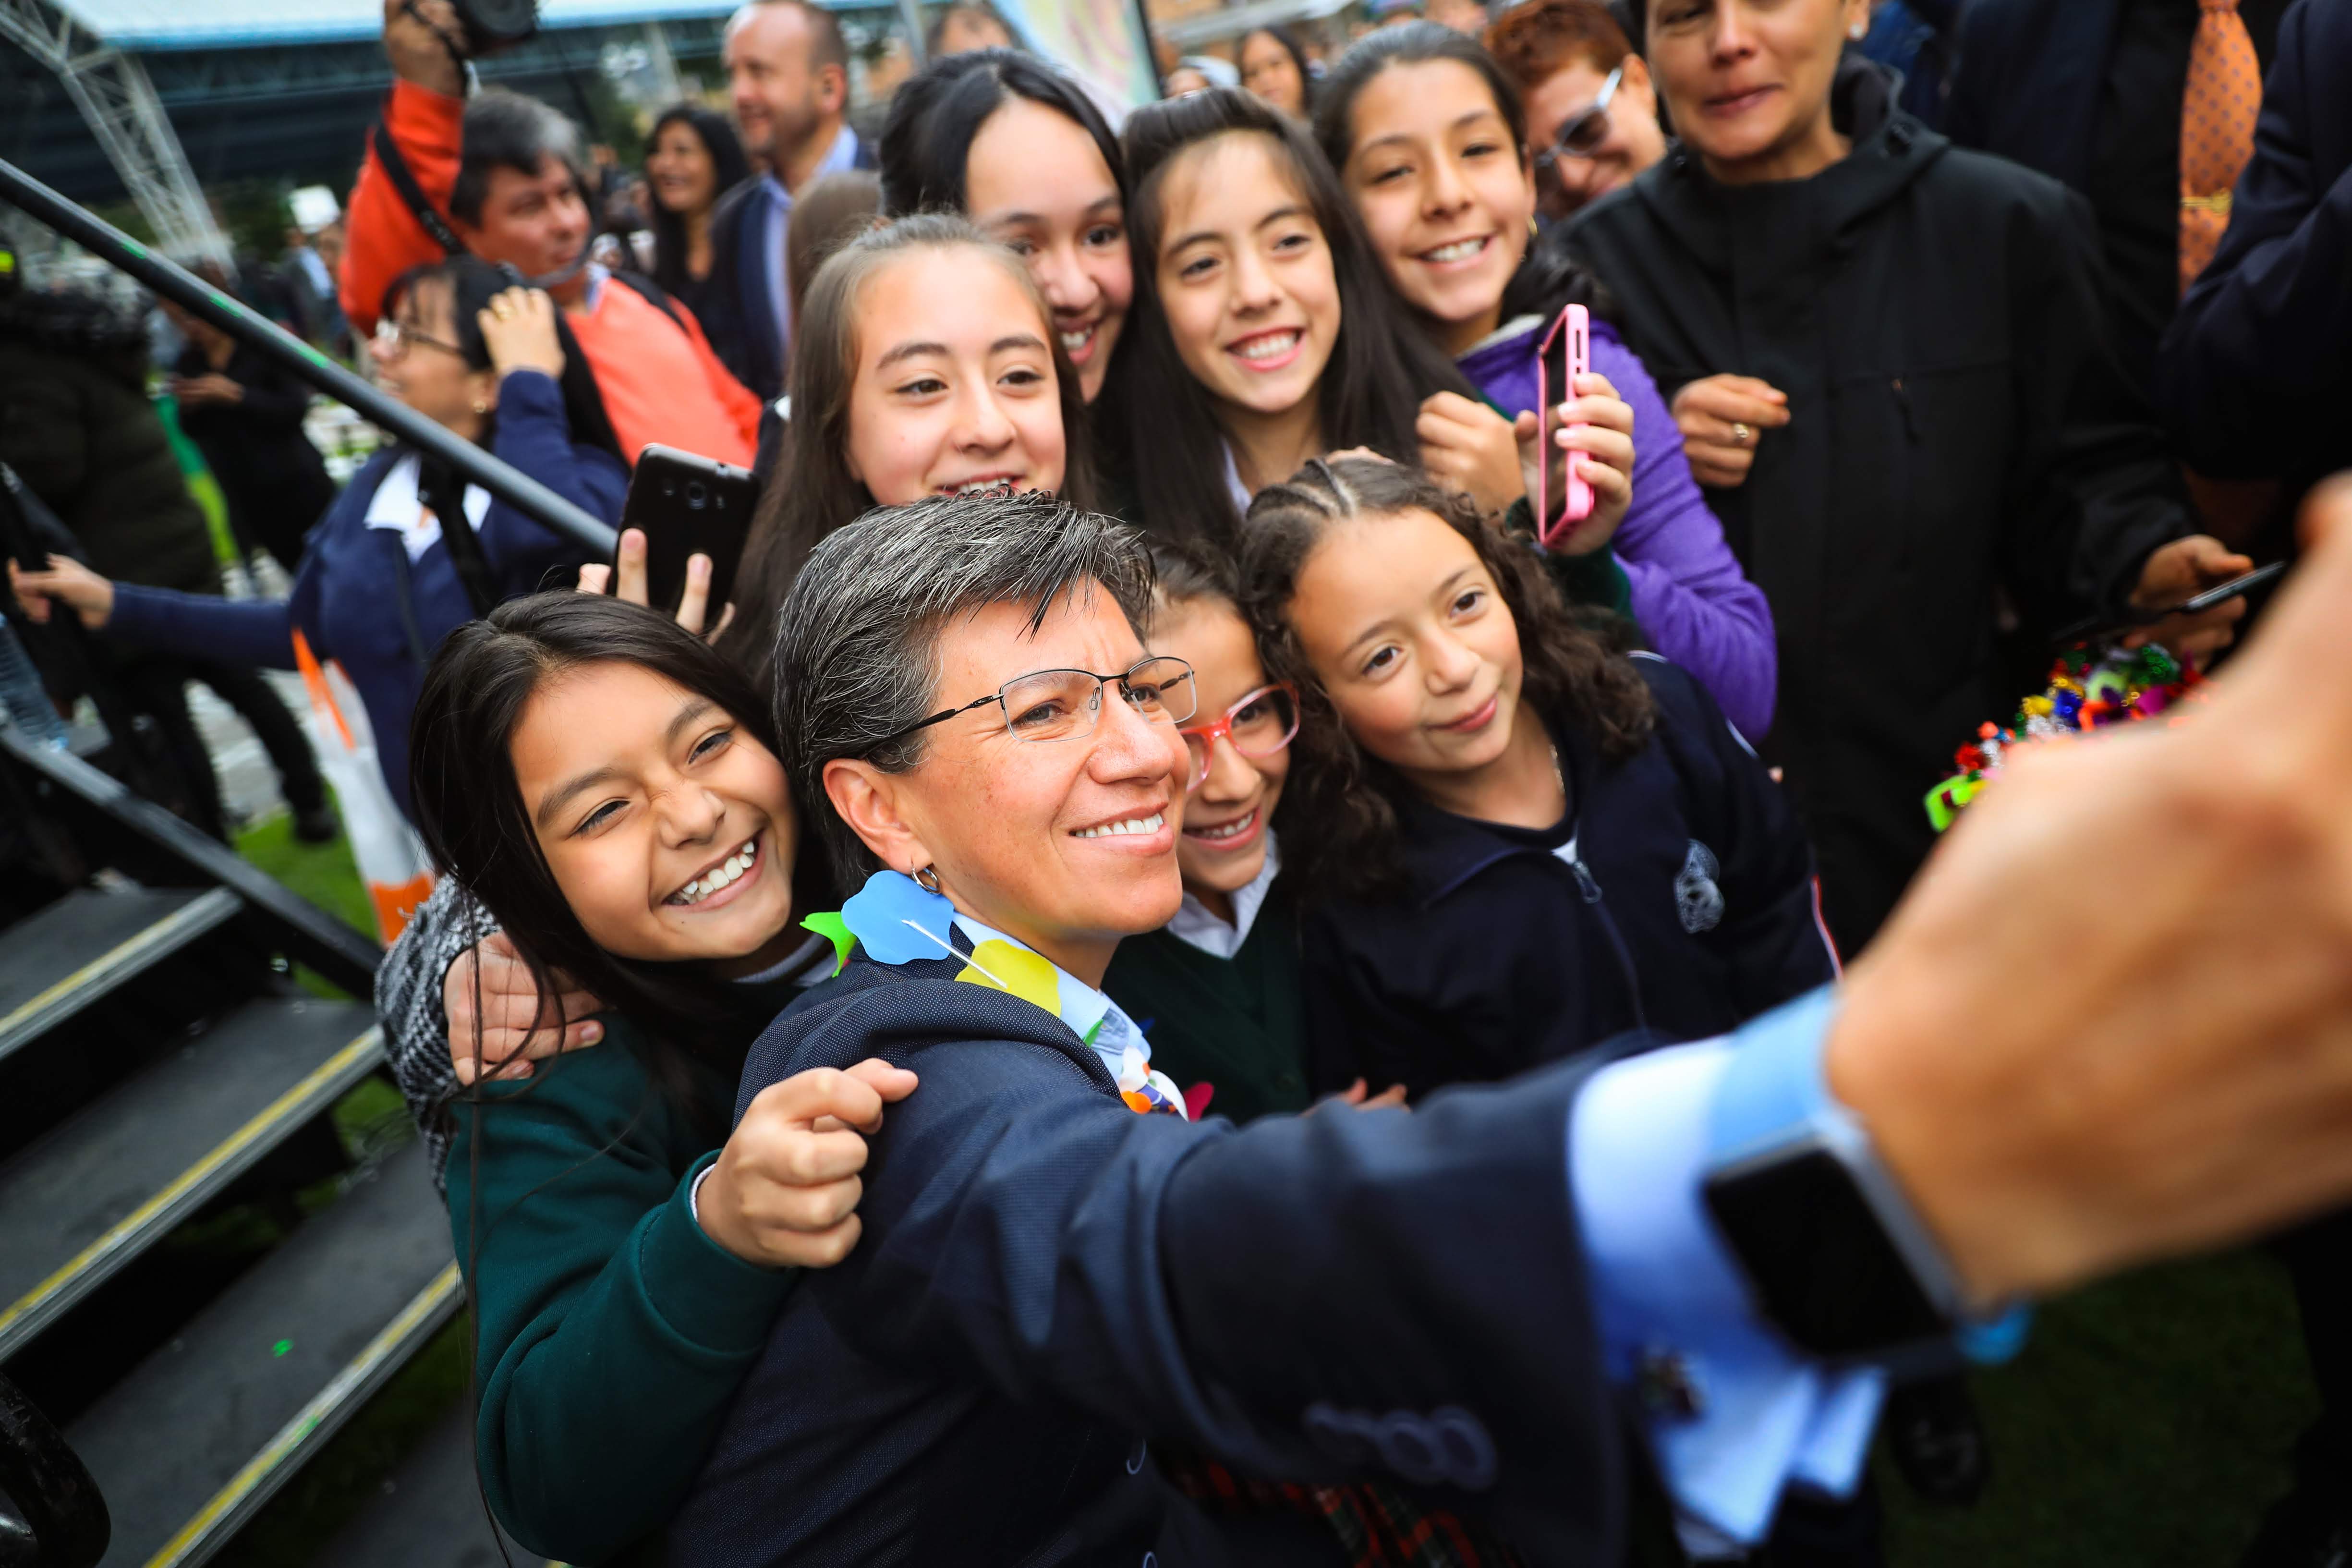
[234, 805, 378, 939]
[218, 815, 2315, 1562]
[1882, 1249, 2312, 1566]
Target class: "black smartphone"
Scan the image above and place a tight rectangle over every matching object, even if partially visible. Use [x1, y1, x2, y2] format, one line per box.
[614, 445, 757, 618]
[2167, 559, 2287, 617]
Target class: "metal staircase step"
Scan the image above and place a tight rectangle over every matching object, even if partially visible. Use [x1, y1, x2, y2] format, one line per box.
[68, 1139, 457, 1568]
[0, 886, 243, 1062]
[305, 1402, 545, 1568]
[0, 997, 381, 1362]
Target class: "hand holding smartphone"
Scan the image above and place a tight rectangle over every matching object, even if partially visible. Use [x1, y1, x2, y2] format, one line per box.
[612, 445, 757, 619]
[1536, 304, 1593, 547]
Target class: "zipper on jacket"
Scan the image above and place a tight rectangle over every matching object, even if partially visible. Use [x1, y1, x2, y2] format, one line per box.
[1566, 857, 1649, 1031]
[1891, 377, 1921, 443]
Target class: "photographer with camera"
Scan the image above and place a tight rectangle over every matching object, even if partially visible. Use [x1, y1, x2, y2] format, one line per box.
[341, 0, 762, 470]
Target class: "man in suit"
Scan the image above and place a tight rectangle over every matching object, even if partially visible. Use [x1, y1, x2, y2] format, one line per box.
[1946, 0, 2295, 397]
[703, 0, 882, 402]
[658, 483, 2352, 1565]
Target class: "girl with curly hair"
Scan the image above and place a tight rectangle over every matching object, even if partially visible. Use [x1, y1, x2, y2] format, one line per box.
[1239, 455, 1835, 1099]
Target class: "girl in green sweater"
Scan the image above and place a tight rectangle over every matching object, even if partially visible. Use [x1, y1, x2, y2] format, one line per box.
[405, 593, 917, 1565]
[1109, 538, 1403, 1122]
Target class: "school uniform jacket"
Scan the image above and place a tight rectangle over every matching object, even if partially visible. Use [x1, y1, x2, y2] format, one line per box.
[667, 947, 1624, 1567]
[1299, 657, 1838, 1103]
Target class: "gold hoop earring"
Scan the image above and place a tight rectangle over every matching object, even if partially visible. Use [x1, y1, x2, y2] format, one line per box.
[472, 398, 491, 414]
[912, 865, 942, 895]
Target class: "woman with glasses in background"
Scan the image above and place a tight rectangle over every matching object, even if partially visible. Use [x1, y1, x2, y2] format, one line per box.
[1484, 0, 1667, 222]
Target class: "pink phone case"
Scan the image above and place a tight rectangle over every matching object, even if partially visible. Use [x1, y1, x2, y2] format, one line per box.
[1538, 304, 1593, 547]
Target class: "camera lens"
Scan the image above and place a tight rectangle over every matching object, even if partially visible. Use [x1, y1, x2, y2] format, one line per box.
[686, 481, 708, 509]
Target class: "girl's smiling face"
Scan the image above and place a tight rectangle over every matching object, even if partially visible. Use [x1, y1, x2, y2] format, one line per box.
[1341, 57, 1535, 351]
[1153, 595, 1291, 901]
[512, 661, 800, 968]
[1152, 131, 1342, 424]
[1283, 505, 1527, 787]
[843, 245, 1071, 502]
[965, 97, 1134, 403]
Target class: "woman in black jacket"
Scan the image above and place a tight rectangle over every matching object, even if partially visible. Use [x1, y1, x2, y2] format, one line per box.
[1565, 0, 2249, 955]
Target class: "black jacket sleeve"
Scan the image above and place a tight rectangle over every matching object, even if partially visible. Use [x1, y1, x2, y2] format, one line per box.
[2156, 0, 2352, 482]
[743, 973, 1625, 1561]
[2000, 185, 2192, 631]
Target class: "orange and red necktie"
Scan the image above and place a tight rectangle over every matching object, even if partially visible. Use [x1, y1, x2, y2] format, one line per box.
[2179, 0, 2262, 295]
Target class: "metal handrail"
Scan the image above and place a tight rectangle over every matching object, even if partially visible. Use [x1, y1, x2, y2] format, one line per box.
[0, 156, 617, 558]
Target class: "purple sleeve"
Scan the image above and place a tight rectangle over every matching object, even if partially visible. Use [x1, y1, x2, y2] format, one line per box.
[1594, 331, 1780, 740]
[106, 585, 299, 672]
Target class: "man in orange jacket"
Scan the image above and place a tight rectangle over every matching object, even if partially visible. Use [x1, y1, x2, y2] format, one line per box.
[342, 0, 762, 469]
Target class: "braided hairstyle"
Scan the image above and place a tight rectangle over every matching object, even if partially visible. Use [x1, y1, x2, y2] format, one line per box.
[1237, 455, 1651, 897]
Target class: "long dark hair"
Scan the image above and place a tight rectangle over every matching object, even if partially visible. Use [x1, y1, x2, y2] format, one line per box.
[718, 213, 1099, 684]
[645, 104, 752, 296]
[1313, 23, 1611, 335]
[1118, 88, 1476, 541]
[879, 48, 1124, 218]
[409, 592, 823, 1111]
[1239, 26, 1318, 113]
[1238, 457, 1652, 899]
[878, 48, 1141, 486]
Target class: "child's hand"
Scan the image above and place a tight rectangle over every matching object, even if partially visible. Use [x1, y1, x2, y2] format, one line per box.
[1545, 371, 1637, 556]
[578, 527, 736, 641]
[9, 555, 116, 630]
[1417, 391, 1525, 519]
[697, 1059, 920, 1269]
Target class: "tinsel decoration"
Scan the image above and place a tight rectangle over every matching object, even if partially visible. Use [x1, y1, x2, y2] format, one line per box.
[1925, 644, 2204, 830]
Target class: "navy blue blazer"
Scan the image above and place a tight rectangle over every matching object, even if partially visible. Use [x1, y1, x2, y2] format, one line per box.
[1299, 657, 1837, 1102]
[2158, 0, 2352, 487]
[668, 952, 1623, 1566]
[703, 137, 883, 402]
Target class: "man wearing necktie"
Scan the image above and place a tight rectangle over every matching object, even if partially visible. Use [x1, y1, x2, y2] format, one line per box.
[1945, 0, 2290, 396]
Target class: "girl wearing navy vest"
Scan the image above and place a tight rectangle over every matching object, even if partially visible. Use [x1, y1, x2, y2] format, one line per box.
[1315, 24, 1778, 740]
[1103, 539, 1319, 1124]
[1240, 456, 1834, 1101]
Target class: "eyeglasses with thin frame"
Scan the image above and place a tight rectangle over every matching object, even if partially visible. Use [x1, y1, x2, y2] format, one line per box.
[1175, 682, 1299, 792]
[371, 316, 465, 362]
[877, 655, 1199, 751]
[1533, 66, 1624, 170]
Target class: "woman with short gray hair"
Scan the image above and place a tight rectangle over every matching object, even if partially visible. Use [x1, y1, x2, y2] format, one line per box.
[670, 488, 1625, 1560]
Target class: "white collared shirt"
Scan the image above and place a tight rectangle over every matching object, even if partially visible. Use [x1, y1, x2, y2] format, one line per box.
[1163, 832, 1281, 961]
[761, 124, 864, 357]
[364, 452, 490, 561]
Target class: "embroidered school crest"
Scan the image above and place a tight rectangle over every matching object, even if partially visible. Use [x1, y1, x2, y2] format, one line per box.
[1675, 841, 1724, 934]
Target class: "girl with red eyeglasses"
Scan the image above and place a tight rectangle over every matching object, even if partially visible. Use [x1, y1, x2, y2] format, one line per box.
[1099, 537, 1405, 1126]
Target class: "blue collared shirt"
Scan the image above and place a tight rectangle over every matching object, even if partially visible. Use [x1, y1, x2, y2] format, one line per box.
[1569, 989, 1892, 1550]
[760, 123, 863, 363]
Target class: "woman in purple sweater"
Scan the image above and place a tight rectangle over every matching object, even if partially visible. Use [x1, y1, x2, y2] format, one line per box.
[11, 257, 625, 818]
[1314, 23, 1777, 739]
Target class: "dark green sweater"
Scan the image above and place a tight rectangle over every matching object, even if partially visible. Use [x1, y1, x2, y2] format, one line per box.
[445, 1019, 798, 1565]
[1102, 883, 1311, 1126]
